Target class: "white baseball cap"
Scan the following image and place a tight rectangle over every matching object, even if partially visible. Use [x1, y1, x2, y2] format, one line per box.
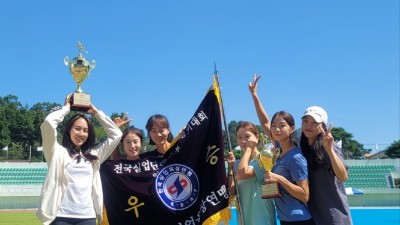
[302, 106, 328, 125]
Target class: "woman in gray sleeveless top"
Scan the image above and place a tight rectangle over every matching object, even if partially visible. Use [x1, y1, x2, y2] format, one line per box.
[297, 106, 353, 225]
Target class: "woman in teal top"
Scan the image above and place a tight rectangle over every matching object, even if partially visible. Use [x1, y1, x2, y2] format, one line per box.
[227, 121, 276, 225]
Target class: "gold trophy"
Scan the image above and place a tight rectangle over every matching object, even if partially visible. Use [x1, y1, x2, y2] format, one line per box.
[64, 41, 96, 111]
[253, 133, 281, 199]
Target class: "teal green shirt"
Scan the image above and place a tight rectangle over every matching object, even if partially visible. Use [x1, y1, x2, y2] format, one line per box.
[234, 160, 277, 225]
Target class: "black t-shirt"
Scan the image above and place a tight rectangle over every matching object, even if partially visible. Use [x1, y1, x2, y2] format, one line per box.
[139, 149, 163, 159]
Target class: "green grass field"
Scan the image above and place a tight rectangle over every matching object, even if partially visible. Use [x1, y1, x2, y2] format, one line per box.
[0, 211, 42, 225]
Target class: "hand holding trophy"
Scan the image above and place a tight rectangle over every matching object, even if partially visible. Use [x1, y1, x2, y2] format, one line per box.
[253, 133, 281, 199]
[64, 41, 96, 111]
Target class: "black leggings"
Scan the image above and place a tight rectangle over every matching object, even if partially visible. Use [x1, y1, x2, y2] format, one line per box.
[50, 217, 96, 225]
[280, 218, 316, 225]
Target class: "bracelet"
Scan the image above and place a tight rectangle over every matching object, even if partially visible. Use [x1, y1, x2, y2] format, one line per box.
[228, 174, 233, 176]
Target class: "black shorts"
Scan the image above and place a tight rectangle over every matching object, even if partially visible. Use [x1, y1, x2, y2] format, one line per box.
[280, 218, 316, 225]
[50, 217, 96, 225]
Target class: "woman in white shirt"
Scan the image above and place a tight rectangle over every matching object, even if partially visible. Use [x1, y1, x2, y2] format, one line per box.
[36, 94, 122, 225]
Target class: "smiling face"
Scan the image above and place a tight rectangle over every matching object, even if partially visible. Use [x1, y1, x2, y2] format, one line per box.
[123, 132, 142, 160]
[271, 115, 294, 142]
[149, 124, 171, 147]
[301, 115, 322, 143]
[145, 114, 172, 154]
[69, 117, 89, 148]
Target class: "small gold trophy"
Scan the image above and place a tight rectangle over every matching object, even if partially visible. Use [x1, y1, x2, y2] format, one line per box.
[254, 133, 281, 199]
[64, 41, 96, 111]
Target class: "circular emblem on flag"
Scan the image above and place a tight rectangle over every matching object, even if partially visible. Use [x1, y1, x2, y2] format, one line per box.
[155, 164, 199, 210]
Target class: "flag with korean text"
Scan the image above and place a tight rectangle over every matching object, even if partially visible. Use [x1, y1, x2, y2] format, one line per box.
[100, 87, 230, 225]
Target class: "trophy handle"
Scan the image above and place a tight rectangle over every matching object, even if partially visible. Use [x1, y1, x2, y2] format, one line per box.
[64, 56, 70, 66]
[90, 60, 96, 71]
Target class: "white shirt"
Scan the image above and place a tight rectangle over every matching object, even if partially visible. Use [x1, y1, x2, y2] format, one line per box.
[57, 155, 96, 218]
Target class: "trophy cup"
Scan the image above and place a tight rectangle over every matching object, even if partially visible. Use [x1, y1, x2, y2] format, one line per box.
[64, 41, 96, 111]
[253, 133, 281, 199]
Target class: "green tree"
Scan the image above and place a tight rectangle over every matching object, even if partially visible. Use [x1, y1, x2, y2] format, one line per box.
[385, 140, 400, 158]
[0, 95, 64, 161]
[0, 95, 32, 160]
[0, 105, 11, 149]
[331, 127, 370, 159]
[226, 120, 239, 150]
[9, 143, 24, 160]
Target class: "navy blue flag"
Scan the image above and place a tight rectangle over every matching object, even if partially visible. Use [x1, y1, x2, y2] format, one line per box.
[100, 88, 230, 225]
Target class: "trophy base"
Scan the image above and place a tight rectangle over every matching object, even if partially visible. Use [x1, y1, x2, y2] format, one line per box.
[70, 92, 91, 112]
[261, 183, 281, 199]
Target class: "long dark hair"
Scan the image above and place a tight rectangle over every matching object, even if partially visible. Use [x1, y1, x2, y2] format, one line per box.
[300, 123, 331, 171]
[62, 114, 98, 162]
[145, 114, 174, 145]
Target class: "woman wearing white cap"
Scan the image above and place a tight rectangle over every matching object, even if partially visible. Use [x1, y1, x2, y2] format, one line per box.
[298, 106, 352, 225]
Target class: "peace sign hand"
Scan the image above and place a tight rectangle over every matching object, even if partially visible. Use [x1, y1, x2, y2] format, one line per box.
[248, 74, 262, 95]
[114, 112, 132, 128]
[320, 123, 334, 153]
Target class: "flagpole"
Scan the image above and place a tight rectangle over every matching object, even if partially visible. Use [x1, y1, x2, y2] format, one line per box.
[213, 63, 245, 225]
[29, 145, 32, 162]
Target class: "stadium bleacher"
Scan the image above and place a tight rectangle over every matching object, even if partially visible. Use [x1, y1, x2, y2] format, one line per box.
[0, 167, 47, 185]
[0, 163, 398, 188]
[345, 164, 397, 189]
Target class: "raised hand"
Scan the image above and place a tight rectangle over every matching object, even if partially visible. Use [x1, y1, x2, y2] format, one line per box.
[87, 103, 99, 116]
[113, 112, 132, 128]
[320, 123, 349, 181]
[64, 94, 72, 107]
[245, 137, 259, 154]
[320, 123, 334, 153]
[248, 74, 262, 95]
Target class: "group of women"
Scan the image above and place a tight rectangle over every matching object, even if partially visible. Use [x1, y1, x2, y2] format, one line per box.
[227, 75, 353, 225]
[35, 93, 174, 225]
[35, 74, 352, 225]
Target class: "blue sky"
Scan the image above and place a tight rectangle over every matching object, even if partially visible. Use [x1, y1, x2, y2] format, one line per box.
[1, 0, 398, 152]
